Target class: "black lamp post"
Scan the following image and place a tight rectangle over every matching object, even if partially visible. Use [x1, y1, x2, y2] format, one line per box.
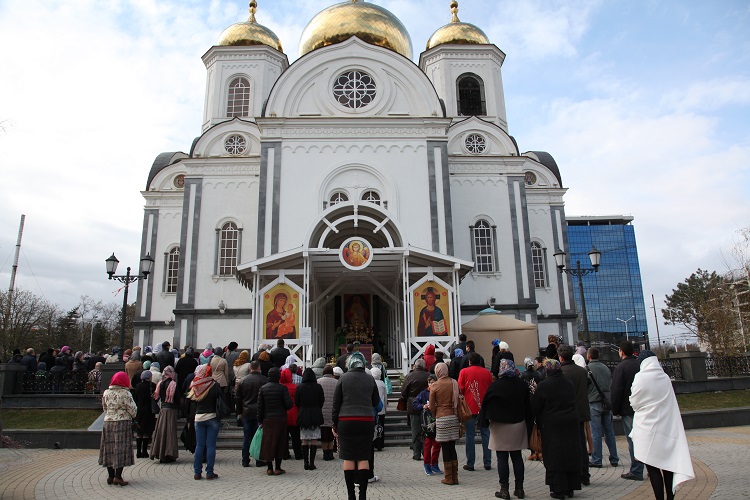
[106, 252, 154, 361]
[553, 246, 601, 344]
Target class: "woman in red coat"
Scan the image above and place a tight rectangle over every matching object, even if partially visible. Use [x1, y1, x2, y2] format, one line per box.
[280, 368, 302, 460]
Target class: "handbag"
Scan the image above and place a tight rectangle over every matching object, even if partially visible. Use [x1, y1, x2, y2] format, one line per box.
[215, 385, 232, 419]
[384, 376, 393, 395]
[456, 394, 472, 424]
[249, 426, 263, 461]
[529, 423, 542, 453]
[396, 398, 407, 412]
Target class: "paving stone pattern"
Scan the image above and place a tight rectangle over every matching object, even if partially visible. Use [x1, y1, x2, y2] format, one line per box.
[1, 426, 748, 499]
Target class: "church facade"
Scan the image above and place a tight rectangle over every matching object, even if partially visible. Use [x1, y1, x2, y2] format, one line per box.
[134, 0, 578, 368]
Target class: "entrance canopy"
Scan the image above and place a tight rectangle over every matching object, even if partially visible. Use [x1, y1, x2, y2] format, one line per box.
[462, 308, 540, 366]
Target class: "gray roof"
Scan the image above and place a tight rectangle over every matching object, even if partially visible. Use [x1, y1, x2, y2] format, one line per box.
[146, 152, 186, 190]
[528, 151, 562, 187]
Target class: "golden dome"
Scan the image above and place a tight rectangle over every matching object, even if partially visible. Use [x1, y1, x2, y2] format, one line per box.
[426, 1, 489, 50]
[217, 1, 283, 52]
[299, 0, 413, 59]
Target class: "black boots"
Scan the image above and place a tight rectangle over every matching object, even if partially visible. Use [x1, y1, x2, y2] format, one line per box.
[309, 445, 317, 470]
[323, 448, 335, 460]
[513, 482, 525, 499]
[344, 470, 357, 500]
[357, 469, 370, 500]
[302, 445, 310, 469]
[496, 483, 510, 499]
[135, 438, 150, 458]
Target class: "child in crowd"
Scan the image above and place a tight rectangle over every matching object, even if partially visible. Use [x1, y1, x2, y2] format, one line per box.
[413, 374, 441, 475]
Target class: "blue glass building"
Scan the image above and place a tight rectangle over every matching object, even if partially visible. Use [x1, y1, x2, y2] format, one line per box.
[565, 216, 649, 347]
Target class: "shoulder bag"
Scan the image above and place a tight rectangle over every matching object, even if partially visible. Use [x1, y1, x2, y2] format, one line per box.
[215, 383, 232, 419]
[529, 422, 542, 453]
[457, 394, 472, 423]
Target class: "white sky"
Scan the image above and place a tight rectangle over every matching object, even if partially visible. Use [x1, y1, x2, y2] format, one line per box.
[0, 0, 748, 338]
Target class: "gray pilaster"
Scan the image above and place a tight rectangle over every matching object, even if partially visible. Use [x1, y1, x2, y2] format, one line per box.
[426, 144, 439, 252]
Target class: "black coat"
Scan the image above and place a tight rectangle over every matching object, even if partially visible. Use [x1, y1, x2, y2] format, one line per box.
[156, 350, 175, 371]
[560, 360, 590, 422]
[269, 347, 290, 368]
[175, 356, 198, 389]
[257, 380, 293, 422]
[610, 356, 640, 416]
[236, 371, 268, 419]
[295, 370, 325, 428]
[134, 380, 157, 435]
[479, 376, 531, 426]
[531, 372, 582, 474]
[400, 367, 429, 415]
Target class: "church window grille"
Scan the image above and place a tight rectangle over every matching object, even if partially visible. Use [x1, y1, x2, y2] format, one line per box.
[472, 219, 495, 273]
[457, 74, 486, 116]
[224, 134, 247, 155]
[329, 192, 348, 206]
[226, 77, 250, 117]
[165, 247, 179, 293]
[332, 70, 377, 109]
[531, 242, 547, 288]
[218, 222, 239, 275]
[465, 133, 486, 154]
[362, 190, 381, 205]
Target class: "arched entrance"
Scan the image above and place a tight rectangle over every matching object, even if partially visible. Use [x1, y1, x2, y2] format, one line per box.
[237, 202, 473, 371]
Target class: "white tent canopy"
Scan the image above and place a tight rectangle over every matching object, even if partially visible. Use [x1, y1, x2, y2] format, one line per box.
[461, 309, 540, 366]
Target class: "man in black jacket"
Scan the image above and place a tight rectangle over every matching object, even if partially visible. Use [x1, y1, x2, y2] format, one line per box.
[460, 340, 485, 371]
[156, 341, 175, 371]
[610, 341, 644, 481]
[559, 344, 591, 485]
[400, 359, 430, 460]
[269, 339, 290, 368]
[236, 361, 268, 467]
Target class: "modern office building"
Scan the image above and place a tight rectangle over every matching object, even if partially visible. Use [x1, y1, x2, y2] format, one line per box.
[565, 215, 649, 348]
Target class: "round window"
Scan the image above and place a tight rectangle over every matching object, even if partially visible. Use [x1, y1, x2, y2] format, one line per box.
[465, 133, 487, 154]
[332, 70, 377, 109]
[173, 174, 185, 188]
[224, 134, 247, 155]
[524, 172, 537, 186]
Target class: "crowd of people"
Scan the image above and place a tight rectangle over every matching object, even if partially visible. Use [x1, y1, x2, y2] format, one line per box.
[14, 334, 696, 500]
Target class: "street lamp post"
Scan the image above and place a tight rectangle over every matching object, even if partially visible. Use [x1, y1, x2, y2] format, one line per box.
[617, 315, 635, 341]
[105, 252, 154, 361]
[553, 246, 601, 344]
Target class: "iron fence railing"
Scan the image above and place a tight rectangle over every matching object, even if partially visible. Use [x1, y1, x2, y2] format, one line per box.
[16, 370, 99, 394]
[659, 358, 683, 380]
[705, 356, 750, 378]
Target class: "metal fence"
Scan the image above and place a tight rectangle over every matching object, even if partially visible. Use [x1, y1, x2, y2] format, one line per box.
[659, 358, 683, 380]
[705, 356, 750, 378]
[15, 370, 99, 394]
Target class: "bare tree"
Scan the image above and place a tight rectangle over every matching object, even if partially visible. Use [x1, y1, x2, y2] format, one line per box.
[0, 289, 59, 360]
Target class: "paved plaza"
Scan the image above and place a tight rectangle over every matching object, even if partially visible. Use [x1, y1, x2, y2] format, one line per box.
[0, 426, 747, 499]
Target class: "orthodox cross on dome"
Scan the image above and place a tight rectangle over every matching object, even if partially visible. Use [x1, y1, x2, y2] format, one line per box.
[248, 0, 257, 22]
[450, 0, 460, 23]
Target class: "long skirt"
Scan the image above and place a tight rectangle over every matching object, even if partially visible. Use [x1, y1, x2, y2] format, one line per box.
[260, 418, 288, 462]
[338, 419, 374, 461]
[435, 414, 460, 443]
[99, 420, 134, 468]
[150, 407, 179, 460]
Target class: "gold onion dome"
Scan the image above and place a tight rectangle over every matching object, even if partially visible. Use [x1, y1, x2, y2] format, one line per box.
[299, 0, 413, 59]
[426, 1, 489, 50]
[217, 1, 283, 52]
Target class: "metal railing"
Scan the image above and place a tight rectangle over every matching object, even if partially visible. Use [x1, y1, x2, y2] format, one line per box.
[16, 370, 99, 394]
[659, 358, 683, 380]
[705, 356, 750, 378]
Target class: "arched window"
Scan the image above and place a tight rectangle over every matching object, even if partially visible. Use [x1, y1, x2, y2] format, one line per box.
[472, 219, 495, 273]
[457, 74, 486, 116]
[226, 77, 250, 117]
[165, 247, 179, 293]
[531, 242, 547, 288]
[329, 192, 348, 206]
[361, 190, 380, 205]
[218, 222, 239, 275]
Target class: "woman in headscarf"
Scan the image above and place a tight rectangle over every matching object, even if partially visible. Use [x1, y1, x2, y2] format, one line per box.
[333, 351, 380, 500]
[318, 364, 338, 460]
[258, 367, 293, 475]
[311, 357, 327, 379]
[125, 350, 143, 388]
[630, 351, 694, 500]
[295, 367, 325, 470]
[200, 346, 214, 365]
[149, 361, 162, 385]
[232, 350, 251, 393]
[449, 348, 463, 380]
[133, 370, 156, 458]
[187, 363, 222, 480]
[209, 347, 229, 399]
[98, 371, 137, 486]
[531, 359, 582, 499]
[280, 368, 302, 460]
[430, 362, 461, 485]
[257, 350, 273, 377]
[282, 354, 303, 378]
[480, 359, 532, 499]
[423, 344, 436, 373]
[149, 365, 180, 463]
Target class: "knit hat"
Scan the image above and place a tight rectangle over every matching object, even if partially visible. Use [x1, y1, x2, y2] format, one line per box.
[492, 339, 500, 347]
[637, 350, 656, 362]
[499, 341, 509, 350]
[61, 346, 70, 354]
[333, 367, 343, 377]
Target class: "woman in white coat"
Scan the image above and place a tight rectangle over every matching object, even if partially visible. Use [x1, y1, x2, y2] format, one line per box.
[629, 350, 694, 500]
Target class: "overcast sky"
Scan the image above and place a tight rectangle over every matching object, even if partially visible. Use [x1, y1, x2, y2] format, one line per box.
[0, 0, 748, 339]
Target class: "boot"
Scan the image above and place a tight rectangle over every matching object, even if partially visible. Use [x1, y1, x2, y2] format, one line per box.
[452, 460, 460, 485]
[309, 445, 317, 470]
[357, 469, 369, 500]
[302, 445, 310, 470]
[344, 470, 357, 500]
[440, 461, 454, 485]
[135, 438, 143, 458]
[324, 449, 333, 461]
[496, 483, 510, 499]
[143, 438, 150, 459]
[513, 482, 525, 499]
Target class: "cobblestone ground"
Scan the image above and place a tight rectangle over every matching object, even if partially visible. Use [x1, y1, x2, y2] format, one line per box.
[0, 426, 747, 499]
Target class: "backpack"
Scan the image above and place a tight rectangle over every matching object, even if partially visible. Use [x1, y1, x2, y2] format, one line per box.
[420, 407, 436, 439]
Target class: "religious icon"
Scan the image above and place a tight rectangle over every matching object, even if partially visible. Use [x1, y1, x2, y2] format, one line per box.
[414, 282, 450, 337]
[339, 237, 373, 270]
[343, 294, 371, 328]
[264, 283, 299, 339]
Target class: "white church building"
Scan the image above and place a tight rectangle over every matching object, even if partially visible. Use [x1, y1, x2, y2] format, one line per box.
[134, 0, 578, 368]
